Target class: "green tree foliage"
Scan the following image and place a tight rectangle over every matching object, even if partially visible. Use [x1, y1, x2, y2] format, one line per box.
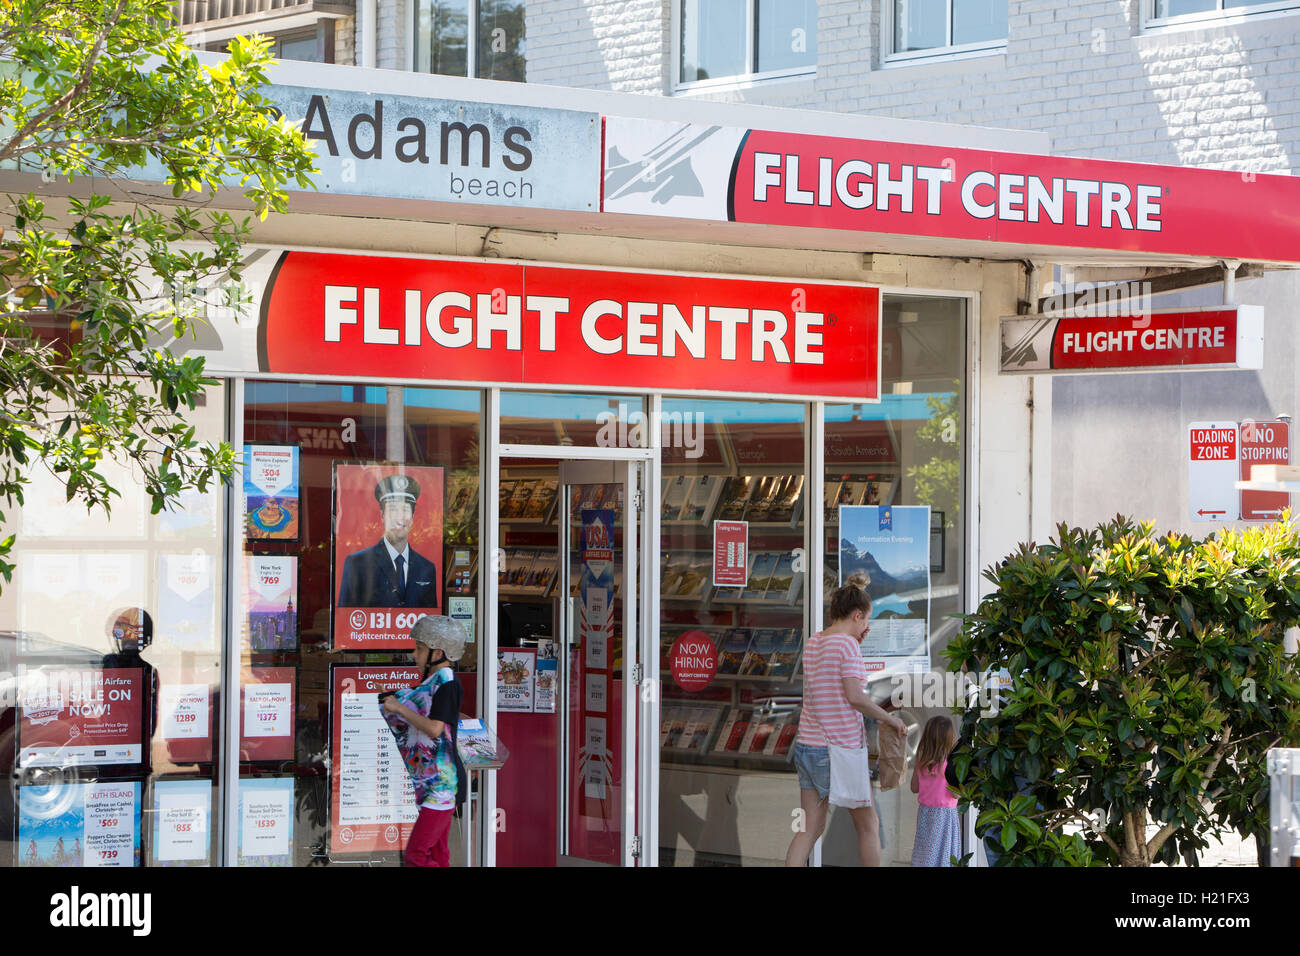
[947, 516, 1300, 866]
[0, 0, 317, 587]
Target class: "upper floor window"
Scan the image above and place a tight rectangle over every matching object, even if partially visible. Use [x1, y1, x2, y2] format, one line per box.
[413, 0, 526, 82]
[677, 0, 816, 89]
[1150, 0, 1300, 24]
[890, 0, 1007, 61]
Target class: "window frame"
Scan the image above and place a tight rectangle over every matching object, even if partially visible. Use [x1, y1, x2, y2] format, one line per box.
[1144, 0, 1300, 30]
[883, 0, 1008, 67]
[672, 0, 817, 94]
[410, 0, 526, 81]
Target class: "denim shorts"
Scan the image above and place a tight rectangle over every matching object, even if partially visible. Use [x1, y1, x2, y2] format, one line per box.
[793, 742, 830, 799]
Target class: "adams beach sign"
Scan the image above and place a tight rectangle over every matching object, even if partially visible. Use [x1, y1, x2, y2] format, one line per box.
[273, 85, 600, 212]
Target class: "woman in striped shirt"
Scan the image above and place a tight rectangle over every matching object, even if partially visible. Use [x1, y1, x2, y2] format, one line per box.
[785, 574, 907, 867]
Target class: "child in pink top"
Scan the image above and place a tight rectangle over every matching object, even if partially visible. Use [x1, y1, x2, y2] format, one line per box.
[910, 715, 960, 867]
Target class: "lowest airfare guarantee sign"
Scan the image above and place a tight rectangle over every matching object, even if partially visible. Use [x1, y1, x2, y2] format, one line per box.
[258, 252, 881, 402]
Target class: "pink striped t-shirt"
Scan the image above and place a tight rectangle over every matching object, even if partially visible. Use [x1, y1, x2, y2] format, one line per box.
[796, 632, 867, 748]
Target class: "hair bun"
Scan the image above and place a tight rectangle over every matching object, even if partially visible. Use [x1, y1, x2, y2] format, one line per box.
[844, 571, 870, 590]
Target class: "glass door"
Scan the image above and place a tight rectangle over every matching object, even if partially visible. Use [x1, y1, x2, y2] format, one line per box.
[557, 459, 639, 866]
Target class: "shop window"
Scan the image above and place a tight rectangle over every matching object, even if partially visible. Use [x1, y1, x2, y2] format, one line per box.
[1149, 0, 1300, 25]
[238, 382, 480, 866]
[889, 0, 1007, 62]
[677, 0, 817, 89]
[657, 398, 807, 866]
[1, 385, 228, 868]
[413, 0, 527, 83]
[822, 294, 967, 865]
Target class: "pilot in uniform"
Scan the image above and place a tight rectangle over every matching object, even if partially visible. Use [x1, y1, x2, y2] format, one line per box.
[337, 474, 440, 610]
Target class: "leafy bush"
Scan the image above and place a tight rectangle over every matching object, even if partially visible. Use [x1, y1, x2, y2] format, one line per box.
[947, 515, 1300, 866]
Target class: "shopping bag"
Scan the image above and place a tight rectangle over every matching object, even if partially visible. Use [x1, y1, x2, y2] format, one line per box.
[828, 743, 873, 808]
[875, 722, 907, 792]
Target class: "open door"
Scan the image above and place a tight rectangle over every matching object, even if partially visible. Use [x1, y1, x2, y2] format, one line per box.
[557, 459, 640, 865]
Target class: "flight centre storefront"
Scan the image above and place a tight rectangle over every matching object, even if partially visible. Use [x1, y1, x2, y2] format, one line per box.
[2, 60, 1298, 868]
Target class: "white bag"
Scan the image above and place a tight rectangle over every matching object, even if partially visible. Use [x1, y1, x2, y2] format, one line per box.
[828, 743, 873, 808]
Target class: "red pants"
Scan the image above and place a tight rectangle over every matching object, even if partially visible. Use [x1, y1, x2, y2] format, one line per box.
[405, 806, 454, 867]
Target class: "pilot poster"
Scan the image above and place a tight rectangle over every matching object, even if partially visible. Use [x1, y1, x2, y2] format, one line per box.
[244, 444, 300, 540]
[332, 462, 444, 650]
[838, 505, 932, 676]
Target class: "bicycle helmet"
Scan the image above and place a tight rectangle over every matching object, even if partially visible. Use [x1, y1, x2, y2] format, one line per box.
[410, 614, 467, 662]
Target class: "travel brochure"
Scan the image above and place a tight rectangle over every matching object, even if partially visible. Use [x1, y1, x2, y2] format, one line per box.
[825, 475, 896, 525]
[665, 473, 805, 525]
[658, 702, 799, 760]
[663, 549, 803, 604]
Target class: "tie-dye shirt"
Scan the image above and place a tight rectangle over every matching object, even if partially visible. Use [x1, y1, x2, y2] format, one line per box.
[382, 668, 459, 810]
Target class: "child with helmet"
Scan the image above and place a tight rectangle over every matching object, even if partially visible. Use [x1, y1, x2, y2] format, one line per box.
[381, 615, 469, 867]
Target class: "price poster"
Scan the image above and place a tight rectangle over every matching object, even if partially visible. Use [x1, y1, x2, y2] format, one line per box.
[245, 555, 299, 651]
[151, 779, 211, 866]
[839, 505, 932, 676]
[712, 520, 749, 587]
[237, 777, 294, 866]
[18, 668, 143, 768]
[239, 667, 295, 762]
[155, 552, 217, 651]
[497, 648, 536, 712]
[332, 462, 444, 650]
[329, 665, 421, 854]
[159, 683, 212, 763]
[19, 781, 141, 868]
[245, 444, 300, 540]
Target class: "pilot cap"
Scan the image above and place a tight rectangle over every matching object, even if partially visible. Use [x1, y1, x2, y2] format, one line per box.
[374, 473, 420, 507]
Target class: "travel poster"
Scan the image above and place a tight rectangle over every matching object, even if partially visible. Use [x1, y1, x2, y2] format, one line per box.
[838, 505, 932, 675]
[244, 444, 300, 540]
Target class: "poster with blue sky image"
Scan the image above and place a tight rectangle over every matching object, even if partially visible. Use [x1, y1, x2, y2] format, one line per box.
[19, 781, 141, 867]
[838, 505, 931, 676]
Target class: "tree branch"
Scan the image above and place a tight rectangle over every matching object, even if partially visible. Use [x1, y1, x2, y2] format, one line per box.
[0, 0, 129, 165]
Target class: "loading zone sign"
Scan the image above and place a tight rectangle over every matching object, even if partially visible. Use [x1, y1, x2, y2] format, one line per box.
[1188, 423, 1237, 522]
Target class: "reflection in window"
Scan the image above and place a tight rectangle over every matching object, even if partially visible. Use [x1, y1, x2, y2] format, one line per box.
[0, 385, 228, 867]
[416, 0, 470, 78]
[414, 0, 526, 82]
[1155, 0, 1297, 16]
[755, 0, 818, 74]
[478, 0, 527, 81]
[821, 295, 966, 866]
[499, 391, 646, 447]
[894, 0, 1007, 55]
[680, 0, 815, 85]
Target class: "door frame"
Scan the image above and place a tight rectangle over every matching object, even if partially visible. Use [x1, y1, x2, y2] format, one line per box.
[490, 441, 654, 867]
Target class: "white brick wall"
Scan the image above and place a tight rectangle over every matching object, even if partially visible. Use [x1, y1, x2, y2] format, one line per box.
[527, 0, 670, 93]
